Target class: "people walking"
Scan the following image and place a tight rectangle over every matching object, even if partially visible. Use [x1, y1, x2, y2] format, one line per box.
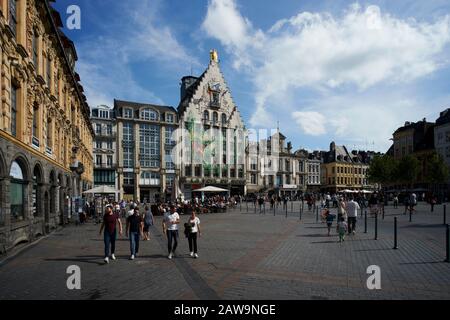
[186, 210, 201, 258]
[126, 207, 143, 260]
[346, 197, 360, 235]
[324, 208, 336, 236]
[337, 217, 348, 243]
[393, 194, 399, 209]
[99, 206, 123, 264]
[337, 197, 347, 221]
[143, 206, 154, 241]
[162, 205, 180, 259]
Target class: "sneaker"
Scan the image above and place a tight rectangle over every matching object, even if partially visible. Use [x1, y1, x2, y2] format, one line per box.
[130, 255, 135, 260]
[194, 253, 199, 259]
[353, 230, 356, 235]
[190, 252, 194, 257]
[104, 257, 109, 264]
[111, 254, 116, 260]
[168, 253, 173, 259]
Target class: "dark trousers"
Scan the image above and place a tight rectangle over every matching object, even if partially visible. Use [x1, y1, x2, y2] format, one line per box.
[129, 231, 140, 255]
[188, 232, 198, 253]
[347, 217, 357, 233]
[104, 230, 116, 258]
[167, 230, 178, 254]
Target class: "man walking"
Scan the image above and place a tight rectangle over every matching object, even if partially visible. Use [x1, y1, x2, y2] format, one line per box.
[126, 207, 143, 260]
[346, 197, 360, 235]
[162, 205, 180, 259]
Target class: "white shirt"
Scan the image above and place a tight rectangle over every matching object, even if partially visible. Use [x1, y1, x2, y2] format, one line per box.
[189, 217, 201, 233]
[164, 212, 180, 231]
[128, 209, 134, 217]
[346, 200, 360, 217]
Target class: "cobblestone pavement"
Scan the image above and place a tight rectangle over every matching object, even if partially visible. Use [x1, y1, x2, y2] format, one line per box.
[0, 202, 449, 300]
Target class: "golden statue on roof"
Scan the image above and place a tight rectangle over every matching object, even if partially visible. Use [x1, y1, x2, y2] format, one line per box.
[210, 49, 218, 63]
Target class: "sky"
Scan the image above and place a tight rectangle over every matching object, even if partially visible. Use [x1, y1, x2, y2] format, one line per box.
[53, 0, 450, 153]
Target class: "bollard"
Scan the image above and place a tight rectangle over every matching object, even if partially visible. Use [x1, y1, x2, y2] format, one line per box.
[254, 202, 256, 214]
[393, 217, 398, 249]
[409, 208, 412, 222]
[291, 201, 293, 213]
[273, 204, 276, 216]
[375, 212, 378, 240]
[444, 205, 447, 225]
[299, 203, 302, 220]
[446, 224, 449, 262]
[382, 206, 385, 220]
[240, 201, 241, 212]
[316, 206, 319, 223]
[285, 203, 288, 218]
[246, 201, 248, 213]
[364, 210, 367, 233]
[264, 203, 266, 215]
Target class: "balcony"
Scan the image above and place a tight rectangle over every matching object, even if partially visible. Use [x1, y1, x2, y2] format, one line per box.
[32, 136, 40, 148]
[95, 132, 116, 139]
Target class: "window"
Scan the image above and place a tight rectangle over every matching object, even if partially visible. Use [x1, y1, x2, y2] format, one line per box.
[123, 172, 134, 185]
[123, 108, 133, 119]
[203, 110, 209, 121]
[166, 113, 174, 123]
[139, 124, 160, 168]
[10, 161, 25, 222]
[165, 127, 175, 145]
[33, 30, 38, 70]
[96, 155, 102, 165]
[11, 83, 18, 137]
[9, 0, 17, 38]
[250, 158, 257, 170]
[46, 56, 51, 87]
[32, 106, 38, 142]
[251, 173, 257, 184]
[91, 109, 98, 117]
[106, 141, 113, 150]
[94, 170, 115, 185]
[140, 172, 160, 185]
[276, 175, 282, 186]
[123, 123, 134, 168]
[96, 124, 101, 135]
[107, 155, 113, 166]
[166, 174, 175, 187]
[141, 108, 159, 121]
[213, 112, 218, 124]
[106, 124, 112, 135]
[221, 113, 227, 126]
[211, 91, 220, 106]
[46, 118, 52, 149]
[96, 141, 102, 149]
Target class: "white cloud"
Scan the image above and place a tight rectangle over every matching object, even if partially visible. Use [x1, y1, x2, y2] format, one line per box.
[202, 1, 450, 150]
[292, 111, 327, 136]
[76, 0, 198, 108]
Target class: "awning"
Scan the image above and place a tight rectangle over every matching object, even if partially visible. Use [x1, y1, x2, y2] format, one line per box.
[193, 186, 229, 193]
[82, 185, 119, 194]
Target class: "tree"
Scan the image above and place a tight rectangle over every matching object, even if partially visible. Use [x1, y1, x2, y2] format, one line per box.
[397, 155, 420, 189]
[426, 152, 449, 199]
[367, 155, 397, 187]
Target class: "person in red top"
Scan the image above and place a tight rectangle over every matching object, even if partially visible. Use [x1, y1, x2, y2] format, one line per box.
[99, 206, 123, 264]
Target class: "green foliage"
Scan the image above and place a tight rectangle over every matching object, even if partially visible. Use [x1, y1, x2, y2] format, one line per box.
[367, 155, 397, 184]
[396, 155, 420, 186]
[426, 152, 449, 184]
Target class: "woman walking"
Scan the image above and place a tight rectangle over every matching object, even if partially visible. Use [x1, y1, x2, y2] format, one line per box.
[99, 206, 123, 264]
[143, 206, 154, 241]
[186, 210, 201, 258]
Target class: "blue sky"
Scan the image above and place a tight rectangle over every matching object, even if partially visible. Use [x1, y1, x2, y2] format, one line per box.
[53, 0, 450, 152]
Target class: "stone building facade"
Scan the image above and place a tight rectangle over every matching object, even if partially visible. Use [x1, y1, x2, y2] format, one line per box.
[176, 50, 246, 200]
[114, 99, 178, 203]
[0, 0, 93, 253]
[91, 105, 117, 193]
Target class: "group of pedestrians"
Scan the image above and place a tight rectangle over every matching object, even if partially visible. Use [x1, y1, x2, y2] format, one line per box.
[99, 202, 202, 264]
[321, 196, 361, 242]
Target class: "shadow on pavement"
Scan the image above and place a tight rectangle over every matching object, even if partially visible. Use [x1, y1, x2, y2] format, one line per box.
[44, 256, 105, 266]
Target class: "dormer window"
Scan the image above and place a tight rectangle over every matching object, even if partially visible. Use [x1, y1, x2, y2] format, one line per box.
[211, 91, 220, 107]
[166, 113, 174, 123]
[123, 108, 133, 119]
[141, 108, 158, 121]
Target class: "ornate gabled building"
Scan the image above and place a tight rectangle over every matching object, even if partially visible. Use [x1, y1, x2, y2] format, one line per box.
[176, 50, 246, 199]
[0, 0, 94, 253]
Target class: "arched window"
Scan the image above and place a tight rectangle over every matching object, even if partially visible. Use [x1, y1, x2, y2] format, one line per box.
[46, 118, 53, 150]
[10, 160, 26, 222]
[141, 108, 159, 121]
[221, 113, 227, 126]
[213, 112, 218, 124]
[203, 110, 209, 121]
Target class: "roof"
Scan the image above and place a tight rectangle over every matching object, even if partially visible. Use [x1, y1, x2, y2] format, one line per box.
[177, 70, 208, 114]
[436, 108, 450, 126]
[114, 99, 177, 113]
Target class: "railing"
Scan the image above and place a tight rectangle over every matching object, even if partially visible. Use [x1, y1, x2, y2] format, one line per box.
[94, 163, 116, 169]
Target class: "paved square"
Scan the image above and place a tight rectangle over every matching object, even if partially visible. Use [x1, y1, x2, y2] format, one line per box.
[0, 202, 449, 300]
